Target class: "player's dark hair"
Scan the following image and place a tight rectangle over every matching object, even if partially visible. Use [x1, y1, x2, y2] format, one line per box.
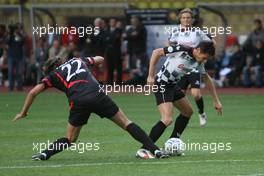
[42, 57, 62, 75]
[196, 41, 215, 57]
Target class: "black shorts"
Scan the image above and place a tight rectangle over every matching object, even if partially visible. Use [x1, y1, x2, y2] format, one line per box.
[177, 72, 201, 90]
[68, 92, 119, 127]
[154, 84, 185, 106]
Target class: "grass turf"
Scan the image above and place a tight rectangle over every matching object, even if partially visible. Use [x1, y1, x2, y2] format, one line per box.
[0, 92, 264, 176]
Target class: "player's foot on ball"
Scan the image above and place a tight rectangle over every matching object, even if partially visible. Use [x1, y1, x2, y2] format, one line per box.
[199, 112, 207, 126]
[136, 149, 155, 159]
[154, 150, 170, 159]
[32, 153, 47, 161]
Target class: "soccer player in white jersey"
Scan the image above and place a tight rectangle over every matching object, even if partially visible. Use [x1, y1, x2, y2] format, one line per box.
[169, 8, 214, 126]
[136, 41, 222, 157]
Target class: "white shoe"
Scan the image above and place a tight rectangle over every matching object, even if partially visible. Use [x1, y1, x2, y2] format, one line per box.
[136, 149, 155, 159]
[199, 112, 207, 126]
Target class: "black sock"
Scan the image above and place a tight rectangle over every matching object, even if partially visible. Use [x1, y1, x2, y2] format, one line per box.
[149, 121, 167, 143]
[41, 137, 71, 159]
[195, 97, 204, 114]
[126, 123, 159, 154]
[170, 114, 190, 138]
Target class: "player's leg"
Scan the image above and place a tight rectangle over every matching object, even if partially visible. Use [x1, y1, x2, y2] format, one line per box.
[93, 93, 167, 158]
[191, 88, 207, 126]
[109, 109, 167, 158]
[147, 102, 174, 144]
[32, 106, 89, 161]
[189, 72, 207, 126]
[193, 90, 206, 125]
[144, 84, 176, 145]
[191, 88, 203, 113]
[32, 123, 83, 160]
[170, 96, 193, 138]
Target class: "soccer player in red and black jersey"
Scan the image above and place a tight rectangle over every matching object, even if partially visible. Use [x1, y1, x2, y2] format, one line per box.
[13, 56, 168, 160]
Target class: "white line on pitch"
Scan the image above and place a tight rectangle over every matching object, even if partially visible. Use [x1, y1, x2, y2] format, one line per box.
[0, 159, 264, 169]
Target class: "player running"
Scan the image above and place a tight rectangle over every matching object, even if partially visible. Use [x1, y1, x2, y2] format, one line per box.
[169, 8, 214, 126]
[13, 56, 168, 160]
[138, 41, 222, 155]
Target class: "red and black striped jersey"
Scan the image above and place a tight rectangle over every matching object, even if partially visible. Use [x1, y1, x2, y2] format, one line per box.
[41, 57, 100, 100]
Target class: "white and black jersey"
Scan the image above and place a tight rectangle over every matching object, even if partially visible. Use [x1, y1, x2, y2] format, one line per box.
[155, 44, 206, 85]
[168, 25, 211, 76]
[169, 25, 212, 47]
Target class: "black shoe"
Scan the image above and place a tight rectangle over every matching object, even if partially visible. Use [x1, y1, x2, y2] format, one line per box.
[32, 153, 47, 161]
[154, 150, 170, 159]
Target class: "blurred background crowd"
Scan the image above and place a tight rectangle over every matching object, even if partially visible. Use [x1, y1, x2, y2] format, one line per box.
[0, 0, 264, 91]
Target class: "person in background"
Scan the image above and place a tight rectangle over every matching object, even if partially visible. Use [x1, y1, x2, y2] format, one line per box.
[0, 24, 7, 87]
[7, 23, 25, 91]
[106, 18, 123, 84]
[89, 18, 108, 56]
[243, 19, 264, 54]
[219, 41, 245, 87]
[243, 40, 264, 87]
[123, 16, 147, 85]
[49, 39, 67, 61]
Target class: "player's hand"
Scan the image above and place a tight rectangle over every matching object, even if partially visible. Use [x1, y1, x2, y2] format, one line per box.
[12, 113, 27, 122]
[147, 76, 155, 87]
[214, 101, 223, 116]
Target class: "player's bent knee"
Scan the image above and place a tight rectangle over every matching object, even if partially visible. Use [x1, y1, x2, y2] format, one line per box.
[191, 89, 201, 100]
[161, 117, 173, 126]
[112, 110, 131, 130]
[192, 92, 202, 100]
[181, 107, 193, 117]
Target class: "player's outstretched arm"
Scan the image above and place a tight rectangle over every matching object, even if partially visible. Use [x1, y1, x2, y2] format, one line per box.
[13, 83, 47, 122]
[203, 73, 223, 115]
[147, 48, 165, 86]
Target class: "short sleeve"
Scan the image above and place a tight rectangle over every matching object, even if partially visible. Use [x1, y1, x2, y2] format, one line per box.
[40, 71, 58, 88]
[41, 76, 53, 88]
[85, 57, 95, 66]
[77, 57, 95, 66]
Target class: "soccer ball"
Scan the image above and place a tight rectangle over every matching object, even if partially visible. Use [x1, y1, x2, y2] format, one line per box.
[164, 138, 185, 156]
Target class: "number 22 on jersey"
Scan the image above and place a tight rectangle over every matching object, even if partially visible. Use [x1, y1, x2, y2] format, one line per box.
[61, 59, 86, 81]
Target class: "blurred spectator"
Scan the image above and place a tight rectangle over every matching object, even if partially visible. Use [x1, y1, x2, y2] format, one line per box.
[88, 18, 108, 56]
[61, 25, 80, 46]
[219, 42, 245, 87]
[66, 42, 77, 60]
[46, 21, 59, 46]
[0, 24, 7, 86]
[30, 38, 47, 84]
[227, 44, 245, 86]
[123, 16, 147, 84]
[49, 39, 67, 60]
[243, 19, 264, 54]
[7, 23, 25, 91]
[105, 18, 123, 84]
[243, 40, 264, 87]
[0, 52, 8, 87]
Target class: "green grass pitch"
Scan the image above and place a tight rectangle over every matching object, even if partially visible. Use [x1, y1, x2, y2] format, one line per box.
[0, 92, 264, 176]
